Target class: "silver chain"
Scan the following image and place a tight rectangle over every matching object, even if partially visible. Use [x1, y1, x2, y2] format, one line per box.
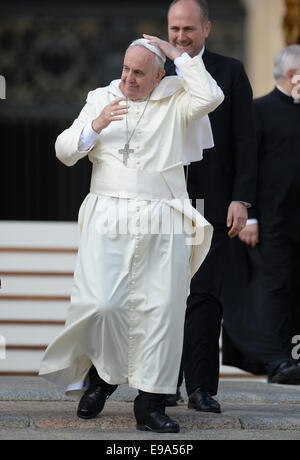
[125, 96, 150, 145]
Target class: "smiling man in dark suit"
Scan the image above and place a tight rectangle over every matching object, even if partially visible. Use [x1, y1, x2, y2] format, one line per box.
[164, 0, 257, 412]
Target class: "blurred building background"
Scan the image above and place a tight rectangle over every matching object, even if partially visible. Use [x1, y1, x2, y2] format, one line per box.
[0, 0, 299, 375]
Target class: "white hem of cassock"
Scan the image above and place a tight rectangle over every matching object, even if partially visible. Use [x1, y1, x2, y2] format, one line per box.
[39, 366, 179, 400]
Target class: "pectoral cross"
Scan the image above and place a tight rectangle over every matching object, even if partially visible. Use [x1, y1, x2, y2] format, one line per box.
[119, 143, 134, 165]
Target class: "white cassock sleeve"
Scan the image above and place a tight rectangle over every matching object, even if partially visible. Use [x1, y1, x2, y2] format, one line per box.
[182, 114, 214, 165]
[174, 52, 215, 165]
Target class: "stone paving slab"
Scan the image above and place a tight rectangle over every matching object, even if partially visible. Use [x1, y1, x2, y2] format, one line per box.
[0, 412, 31, 429]
[1, 377, 300, 403]
[0, 399, 299, 432]
[0, 377, 300, 441]
[1, 427, 300, 440]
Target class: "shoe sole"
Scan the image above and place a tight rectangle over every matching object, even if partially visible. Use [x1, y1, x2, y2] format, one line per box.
[77, 410, 102, 420]
[270, 366, 300, 384]
[77, 404, 104, 419]
[188, 402, 221, 413]
[136, 424, 180, 433]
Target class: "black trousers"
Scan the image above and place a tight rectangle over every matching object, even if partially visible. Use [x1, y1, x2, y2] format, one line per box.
[182, 227, 229, 396]
[134, 391, 166, 422]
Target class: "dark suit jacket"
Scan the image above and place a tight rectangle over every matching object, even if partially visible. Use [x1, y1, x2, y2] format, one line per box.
[165, 49, 257, 228]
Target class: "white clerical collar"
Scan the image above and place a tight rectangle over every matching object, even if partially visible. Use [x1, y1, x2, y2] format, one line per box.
[277, 84, 300, 104]
[276, 84, 290, 97]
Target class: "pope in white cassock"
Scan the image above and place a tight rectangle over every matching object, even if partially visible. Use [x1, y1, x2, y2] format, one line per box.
[39, 34, 224, 433]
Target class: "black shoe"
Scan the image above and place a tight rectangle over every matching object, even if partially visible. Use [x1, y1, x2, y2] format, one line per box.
[165, 387, 182, 407]
[136, 410, 180, 433]
[188, 388, 221, 413]
[268, 361, 300, 384]
[77, 367, 118, 419]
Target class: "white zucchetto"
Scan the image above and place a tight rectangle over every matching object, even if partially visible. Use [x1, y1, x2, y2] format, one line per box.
[129, 38, 166, 65]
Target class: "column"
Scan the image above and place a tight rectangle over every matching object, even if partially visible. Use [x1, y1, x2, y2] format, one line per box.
[242, 0, 286, 97]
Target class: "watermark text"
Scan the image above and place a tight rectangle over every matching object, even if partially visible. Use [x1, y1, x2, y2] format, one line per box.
[292, 335, 300, 360]
[0, 335, 6, 360]
[0, 75, 6, 99]
[292, 74, 300, 101]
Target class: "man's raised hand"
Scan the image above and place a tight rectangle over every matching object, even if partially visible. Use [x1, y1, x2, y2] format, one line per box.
[143, 34, 182, 61]
[92, 97, 129, 134]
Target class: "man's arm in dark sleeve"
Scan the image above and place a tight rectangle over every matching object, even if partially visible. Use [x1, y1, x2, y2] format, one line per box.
[231, 61, 257, 209]
[247, 99, 264, 220]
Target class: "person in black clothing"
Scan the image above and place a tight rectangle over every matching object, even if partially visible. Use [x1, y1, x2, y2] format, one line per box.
[221, 45, 300, 384]
[164, 0, 257, 412]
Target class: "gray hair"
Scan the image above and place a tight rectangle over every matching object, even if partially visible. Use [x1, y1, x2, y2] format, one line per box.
[168, 0, 209, 23]
[273, 45, 300, 81]
[127, 39, 165, 71]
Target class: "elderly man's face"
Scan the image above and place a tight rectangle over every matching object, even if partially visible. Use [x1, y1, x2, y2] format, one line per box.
[120, 46, 165, 101]
[168, 0, 211, 58]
